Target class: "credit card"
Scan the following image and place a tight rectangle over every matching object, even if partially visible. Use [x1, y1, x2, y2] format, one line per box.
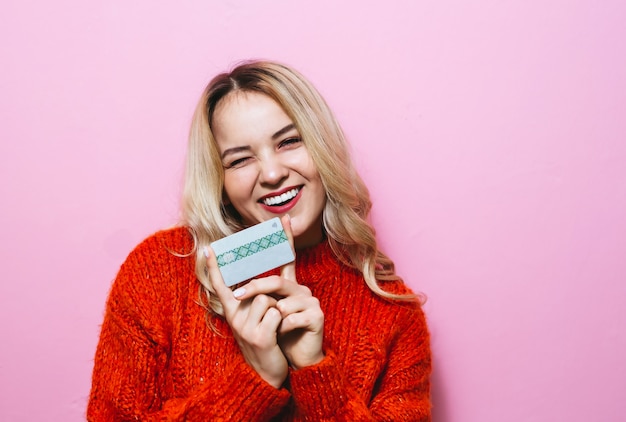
[210, 217, 295, 287]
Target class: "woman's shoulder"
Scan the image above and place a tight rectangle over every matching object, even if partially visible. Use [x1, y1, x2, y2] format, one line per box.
[113, 226, 196, 289]
[378, 276, 420, 298]
[103, 227, 196, 341]
[107, 226, 196, 308]
[128, 226, 195, 258]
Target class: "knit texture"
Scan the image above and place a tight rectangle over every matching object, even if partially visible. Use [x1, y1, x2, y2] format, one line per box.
[88, 227, 431, 421]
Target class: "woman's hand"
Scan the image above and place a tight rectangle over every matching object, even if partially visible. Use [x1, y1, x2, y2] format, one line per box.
[205, 243, 288, 389]
[233, 215, 325, 370]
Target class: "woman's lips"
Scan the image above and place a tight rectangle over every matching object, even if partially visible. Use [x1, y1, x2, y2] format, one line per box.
[259, 186, 302, 214]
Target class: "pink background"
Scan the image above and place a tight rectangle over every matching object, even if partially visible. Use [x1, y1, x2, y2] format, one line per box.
[1, 1, 625, 421]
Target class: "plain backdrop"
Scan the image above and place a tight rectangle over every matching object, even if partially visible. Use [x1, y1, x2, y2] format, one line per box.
[1, 1, 625, 421]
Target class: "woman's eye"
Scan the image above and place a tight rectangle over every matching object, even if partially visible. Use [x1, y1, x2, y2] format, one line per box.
[226, 157, 251, 168]
[279, 137, 302, 148]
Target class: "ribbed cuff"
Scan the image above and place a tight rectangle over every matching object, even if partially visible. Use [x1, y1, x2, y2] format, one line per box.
[288, 351, 348, 418]
[191, 360, 291, 421]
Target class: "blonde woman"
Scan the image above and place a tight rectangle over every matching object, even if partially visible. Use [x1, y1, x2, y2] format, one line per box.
[88, 61, 431, 421]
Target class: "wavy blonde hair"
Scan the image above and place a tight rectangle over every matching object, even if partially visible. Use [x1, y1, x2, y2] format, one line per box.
[182, 60, 418, 315]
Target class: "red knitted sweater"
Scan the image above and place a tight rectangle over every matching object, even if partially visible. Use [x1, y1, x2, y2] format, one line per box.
[88, 227, 431, 421]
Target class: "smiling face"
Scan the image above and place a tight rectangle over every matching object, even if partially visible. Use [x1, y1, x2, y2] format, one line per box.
[212, 91, 327, 249]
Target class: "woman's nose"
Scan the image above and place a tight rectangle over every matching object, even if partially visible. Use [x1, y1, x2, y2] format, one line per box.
[259, 155, 288, 185]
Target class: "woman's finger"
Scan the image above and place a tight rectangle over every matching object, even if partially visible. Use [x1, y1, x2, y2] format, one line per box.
[279, 214, 297, 282]
[244, 294, 278, 327]
[203, 245, 239, 312]
[233, 275, 307, 301]
[260, 306, 283, 333]
[276, 296, 323, 333]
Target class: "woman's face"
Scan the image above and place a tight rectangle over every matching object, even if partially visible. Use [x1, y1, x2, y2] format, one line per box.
[212, 91, 327, 249]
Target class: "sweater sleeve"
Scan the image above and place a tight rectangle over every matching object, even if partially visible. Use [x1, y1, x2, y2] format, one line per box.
[87, 236, 291, 421]
[287, 304, 431, 421]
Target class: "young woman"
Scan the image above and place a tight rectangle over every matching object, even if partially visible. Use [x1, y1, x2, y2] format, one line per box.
[88, 61, 431, 421]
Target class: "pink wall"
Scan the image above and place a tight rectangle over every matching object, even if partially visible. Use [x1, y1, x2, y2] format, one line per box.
[1, 1, 625, 420]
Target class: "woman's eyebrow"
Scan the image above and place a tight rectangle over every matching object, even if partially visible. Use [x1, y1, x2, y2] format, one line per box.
[221, 146, 250, 160]
[271, 124, 296, 140]
[221, 124, 297, 159]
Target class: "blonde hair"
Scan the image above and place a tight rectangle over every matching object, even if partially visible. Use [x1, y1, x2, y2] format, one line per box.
[182, 60, 418, 315]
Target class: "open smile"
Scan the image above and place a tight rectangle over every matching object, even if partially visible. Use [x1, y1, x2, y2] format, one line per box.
[260, 186, 301, 206]
[258, 186, 303, 214]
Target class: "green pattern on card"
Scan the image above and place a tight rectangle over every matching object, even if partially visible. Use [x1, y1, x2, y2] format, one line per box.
[216, 230, 288, 267]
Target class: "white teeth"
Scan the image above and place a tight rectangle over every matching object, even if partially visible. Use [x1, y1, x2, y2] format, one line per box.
[263, 188, 299, 206]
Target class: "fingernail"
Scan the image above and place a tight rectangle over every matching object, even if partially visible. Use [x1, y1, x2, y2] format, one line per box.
[203, 246, 209, 258]
[233, 287, 246, 298]
[286, 214, 291, 222]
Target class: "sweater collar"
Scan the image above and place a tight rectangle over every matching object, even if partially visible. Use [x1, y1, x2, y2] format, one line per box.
[294, 239, 342, 285]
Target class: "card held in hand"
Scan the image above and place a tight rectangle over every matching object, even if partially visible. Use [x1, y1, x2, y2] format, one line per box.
[210, 217, 295, 287]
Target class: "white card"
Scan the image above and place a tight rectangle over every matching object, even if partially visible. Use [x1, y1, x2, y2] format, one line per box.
[210, 217, 295, 287]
